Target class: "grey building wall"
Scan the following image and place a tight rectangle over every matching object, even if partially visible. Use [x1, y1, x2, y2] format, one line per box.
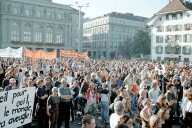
[0, 0, 84, 55]
[83, 12, 148, 58]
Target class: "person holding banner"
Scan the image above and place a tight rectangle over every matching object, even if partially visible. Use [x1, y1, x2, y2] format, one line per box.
[47, 87, 60, 128]
[4, 78, 18, 91]
[36, 79, 49, 128]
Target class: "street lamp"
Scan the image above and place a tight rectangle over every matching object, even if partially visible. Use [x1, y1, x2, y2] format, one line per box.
[75, 2, 89, 53]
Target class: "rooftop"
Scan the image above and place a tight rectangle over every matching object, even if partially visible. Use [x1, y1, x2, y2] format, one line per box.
[84, 12, 148, 23]
[157, 0, 192, 14]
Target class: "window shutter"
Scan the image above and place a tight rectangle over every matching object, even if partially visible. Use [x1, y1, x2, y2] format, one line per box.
[172, 35, 175, 42]
[161, 47, 163, 54]
[158, 47, 161, 53]
[156, 36, 158, 43]
[183, 47, 185, 54]
[156, 47, 158, 54]
[190, 35, 192, 42]
[179, 35, 182, 42]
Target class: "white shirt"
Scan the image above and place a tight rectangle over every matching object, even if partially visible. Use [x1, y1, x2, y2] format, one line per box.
[110, 113, 122, 128]
[185, 101, 192, 112]
[148, 88, 159, 104]
[182, 97, 189, 109]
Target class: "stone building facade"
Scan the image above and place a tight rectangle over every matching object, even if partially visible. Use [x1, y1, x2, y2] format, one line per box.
[0, 0, 84, 56]
[83, 12, 148, 58]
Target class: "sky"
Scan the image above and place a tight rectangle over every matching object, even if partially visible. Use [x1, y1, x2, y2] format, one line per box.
[52, 0, 170, 18]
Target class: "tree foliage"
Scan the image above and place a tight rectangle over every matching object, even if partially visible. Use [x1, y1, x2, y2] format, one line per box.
[118, 29, 151, 58]
[118, 37, 132, 58]
[131, 29, 151, 56]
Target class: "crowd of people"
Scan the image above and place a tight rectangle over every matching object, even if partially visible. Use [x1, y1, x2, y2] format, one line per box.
[0, 57, 192, 128]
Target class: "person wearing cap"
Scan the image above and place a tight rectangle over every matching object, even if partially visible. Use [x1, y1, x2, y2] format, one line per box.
[4, 78, 18, 91]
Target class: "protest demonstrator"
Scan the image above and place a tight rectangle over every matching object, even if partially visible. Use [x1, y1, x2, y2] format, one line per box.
[0, 57, 192, 128]
[0, 87, 36, 128]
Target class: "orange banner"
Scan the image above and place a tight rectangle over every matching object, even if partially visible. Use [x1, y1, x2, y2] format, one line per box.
[60, 49, 88, 58]
[24, 48, 34, 58]
[24, 48, 56, 59]
[76, 52, 88, 58]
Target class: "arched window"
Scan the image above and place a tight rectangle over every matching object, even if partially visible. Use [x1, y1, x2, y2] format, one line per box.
[11, 21, 19, 27]
[58, 26, 63, 30]
[47, 25, 53, 30]
[36, 24, 43, 29]
[24, 23, 31, 28]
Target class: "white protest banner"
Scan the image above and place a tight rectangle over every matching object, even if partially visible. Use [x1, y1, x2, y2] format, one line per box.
[0, 87, 35, 128]
[10, 47, 23, 58]
[0, 47, 23, 58]
[0, 47, 9, 57]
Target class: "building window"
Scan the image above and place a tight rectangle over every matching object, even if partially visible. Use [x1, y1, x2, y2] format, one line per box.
[156, 46, 163, 54]
[23, 31, 31, 42]
[24, 23, 31, 28]
[47, 25, 53, 30]
[48, 12, 52, 18]
[166, 15, 169, 20]
[37, 11, 41, 17]
[178, 13, 183, 19]
[156, 26, 164, 32]
[175, 35, 182, 42]
[13, 8, 18, 14]
[114, 42, 117, 48]
[184, 34, 192, 42]
[166, 25, 172, 32]
[25, 9, 30, 16]
[57, 34, 63, 43]
[172, 14, 177, 20]
[183, 46, 191, 54]
[36, 24, 43, 29]
[185, 24, 191, 30]
[11, 30, 20, 41]
[165, 46, 171, 54]
[35, 32, 42, 42]
[156, 36, 163, 43]
[11, 22, 19, 27]
[58, 14, 62, 19]
[46, 33, 53, 43]
[58, 26, 63, 30]
[175, 25, 182, 31]
[165, 35, 172, 43]
[111, 41, 113, 48]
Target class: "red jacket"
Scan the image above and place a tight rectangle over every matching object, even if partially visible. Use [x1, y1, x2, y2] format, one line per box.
[86, 88, 98, 101]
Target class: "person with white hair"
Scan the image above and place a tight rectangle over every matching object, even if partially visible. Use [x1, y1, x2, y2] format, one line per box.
[57, 78, 73, 128]
[110, 101, 125, 128]
[148, 80, 160, 104]
[4, 78, 18, 91]
[137, 89, 147, 113]
[140, 66, 149, 80]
